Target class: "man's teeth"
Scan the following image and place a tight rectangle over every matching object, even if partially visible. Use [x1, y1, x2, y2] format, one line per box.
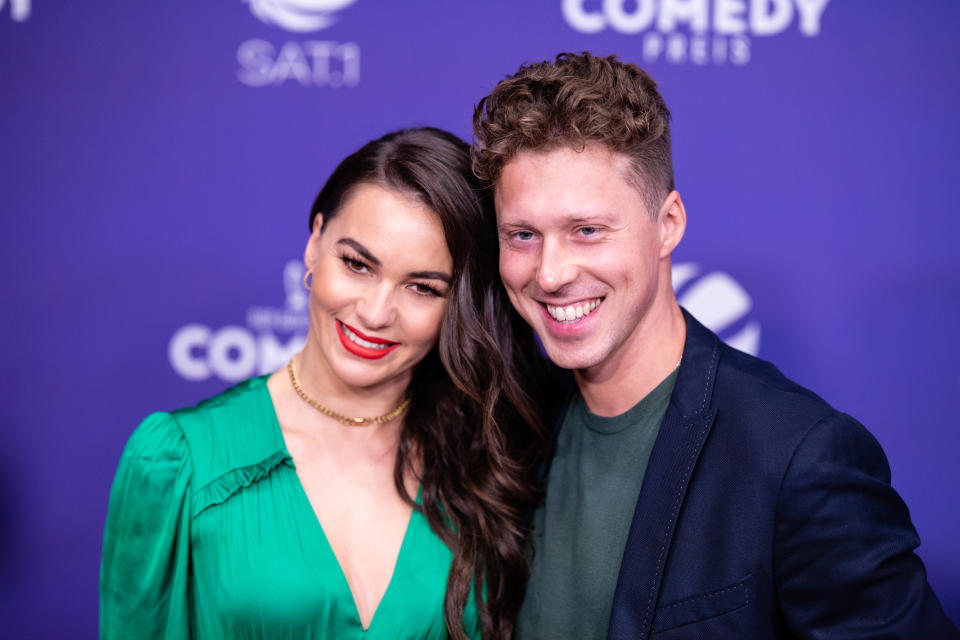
[546, 299, 601, 323]
[342, 324, 392, 350]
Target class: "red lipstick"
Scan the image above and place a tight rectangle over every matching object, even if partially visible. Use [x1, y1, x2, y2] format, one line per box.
[336, 320, 400, 360]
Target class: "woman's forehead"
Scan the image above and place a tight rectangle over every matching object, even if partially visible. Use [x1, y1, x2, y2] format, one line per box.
[326, 184, 452, 272]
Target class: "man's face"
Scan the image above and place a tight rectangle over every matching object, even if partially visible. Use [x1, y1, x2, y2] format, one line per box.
[495, 144, 677, 374]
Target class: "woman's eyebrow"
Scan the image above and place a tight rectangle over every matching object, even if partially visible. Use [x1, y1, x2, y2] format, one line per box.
[337, 238, 381, 266]
[338, 238, 451, 283]
[408, 270, 451, 284]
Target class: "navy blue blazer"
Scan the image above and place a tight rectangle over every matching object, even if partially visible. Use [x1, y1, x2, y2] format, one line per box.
[548, 310, 958, 639]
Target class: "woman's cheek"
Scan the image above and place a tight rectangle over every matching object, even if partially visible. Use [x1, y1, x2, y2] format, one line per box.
[411, 303, 447, 346]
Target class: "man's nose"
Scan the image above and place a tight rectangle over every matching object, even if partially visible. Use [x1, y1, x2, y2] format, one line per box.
[536, 237, 578, 293]
[355, 284, 397, 330]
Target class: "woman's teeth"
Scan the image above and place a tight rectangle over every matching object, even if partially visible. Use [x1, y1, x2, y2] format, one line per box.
[546, 299, 602, 323]
[342, 324, 392, 350]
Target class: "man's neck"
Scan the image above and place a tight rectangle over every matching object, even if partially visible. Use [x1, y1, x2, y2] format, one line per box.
[575, 299, 686, 417]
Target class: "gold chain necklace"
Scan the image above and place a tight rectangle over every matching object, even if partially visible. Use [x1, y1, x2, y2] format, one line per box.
[287, 357, 410, 426]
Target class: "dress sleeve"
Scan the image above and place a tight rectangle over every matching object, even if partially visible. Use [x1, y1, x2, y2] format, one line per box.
[100, 412, 193, 639]
[775, 412, 959, 638]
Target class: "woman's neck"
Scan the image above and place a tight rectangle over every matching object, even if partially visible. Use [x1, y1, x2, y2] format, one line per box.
[295, 342, 412, 422]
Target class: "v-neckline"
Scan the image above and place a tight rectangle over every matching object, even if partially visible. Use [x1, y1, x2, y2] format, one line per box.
[295, 481, 419, 632]
[258, 376, 420, 632]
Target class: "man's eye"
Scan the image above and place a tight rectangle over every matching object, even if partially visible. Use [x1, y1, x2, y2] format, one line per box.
[578, 226, 598, 236]
[514, 231, 535, 241]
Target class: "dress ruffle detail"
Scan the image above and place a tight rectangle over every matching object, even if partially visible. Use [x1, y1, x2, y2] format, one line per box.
[191, 450, 293, 519]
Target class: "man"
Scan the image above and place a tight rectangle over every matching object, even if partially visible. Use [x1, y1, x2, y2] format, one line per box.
[471, 52, 958, 640]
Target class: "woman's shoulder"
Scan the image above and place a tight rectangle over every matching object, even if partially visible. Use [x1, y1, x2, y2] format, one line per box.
[121, 410, 189, 468]
[171, 374, 271, 427]
[149, 375, 289, 491]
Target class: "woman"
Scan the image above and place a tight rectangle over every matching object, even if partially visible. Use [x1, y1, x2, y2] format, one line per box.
[100, 128, 548, 639]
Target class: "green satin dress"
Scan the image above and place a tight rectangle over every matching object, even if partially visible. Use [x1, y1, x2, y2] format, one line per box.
[100, 376, 480, 639]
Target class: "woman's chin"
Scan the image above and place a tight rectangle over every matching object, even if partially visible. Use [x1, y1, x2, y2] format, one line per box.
[326, 356, 413, 393]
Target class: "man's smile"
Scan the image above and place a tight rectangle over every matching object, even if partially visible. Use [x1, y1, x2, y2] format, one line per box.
[544, 298, 604, 324]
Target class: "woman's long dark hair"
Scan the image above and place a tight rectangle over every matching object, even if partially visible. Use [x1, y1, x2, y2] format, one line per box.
[309, 127, 549, 639]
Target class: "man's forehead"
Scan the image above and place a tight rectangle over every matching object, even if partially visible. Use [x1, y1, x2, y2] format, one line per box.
[494, 144, 649, 223]
[500, 142, 632, 172]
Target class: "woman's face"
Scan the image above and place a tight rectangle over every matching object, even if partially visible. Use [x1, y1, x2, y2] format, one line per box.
[303, 183, 453, 394]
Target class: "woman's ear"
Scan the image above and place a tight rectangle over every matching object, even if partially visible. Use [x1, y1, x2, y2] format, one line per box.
[304, 213, 323, 271]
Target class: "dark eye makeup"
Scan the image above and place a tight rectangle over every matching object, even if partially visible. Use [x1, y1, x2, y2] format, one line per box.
[339, 251, 446, 298]
[339, 253, 370, 274]
[410, 282, 444, 297]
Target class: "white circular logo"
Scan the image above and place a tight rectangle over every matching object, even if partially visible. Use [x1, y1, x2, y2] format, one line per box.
[1, 0, 31, 22]
[244, 0, 359, 32]
[673, 263, 760, 355]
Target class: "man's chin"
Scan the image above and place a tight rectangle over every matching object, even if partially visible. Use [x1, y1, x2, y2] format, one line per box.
[540, 342, 602, 372]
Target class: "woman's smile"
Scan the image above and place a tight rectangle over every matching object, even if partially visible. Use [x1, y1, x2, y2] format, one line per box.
[336, 320, 400, 360]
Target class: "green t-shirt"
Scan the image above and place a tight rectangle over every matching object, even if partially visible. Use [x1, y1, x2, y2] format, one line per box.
[516, 369, 678, 640]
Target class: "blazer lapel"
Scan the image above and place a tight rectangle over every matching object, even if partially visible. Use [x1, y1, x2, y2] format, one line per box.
[607, 311, 721, 640]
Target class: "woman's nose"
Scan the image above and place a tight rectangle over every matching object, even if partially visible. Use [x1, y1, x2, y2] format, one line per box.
[355, 284, 397, 330]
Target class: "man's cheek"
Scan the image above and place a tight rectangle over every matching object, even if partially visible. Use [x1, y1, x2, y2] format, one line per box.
[498, 253, 527, 291]
[503, 288, 525, 316]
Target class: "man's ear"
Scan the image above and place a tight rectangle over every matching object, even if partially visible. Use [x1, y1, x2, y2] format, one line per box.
[657, 191, 686, 259]
[304, 213, 323, 271]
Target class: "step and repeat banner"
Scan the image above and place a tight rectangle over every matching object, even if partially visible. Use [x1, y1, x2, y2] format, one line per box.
[2, 0, 958, 635]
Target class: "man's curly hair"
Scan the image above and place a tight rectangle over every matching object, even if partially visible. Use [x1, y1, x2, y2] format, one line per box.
[471, 52, 674, 218]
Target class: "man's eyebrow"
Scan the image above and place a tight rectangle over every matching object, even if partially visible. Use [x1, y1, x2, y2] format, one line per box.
[408, 270, 451, 284]
[337, 238, 381, 267]
[568, 214, 615, 224]
[498, 213, 617, 230]
[497, 220, 537, 233]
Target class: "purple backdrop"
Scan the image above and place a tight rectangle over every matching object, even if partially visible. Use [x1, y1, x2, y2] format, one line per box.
[2, 0, 958, 636]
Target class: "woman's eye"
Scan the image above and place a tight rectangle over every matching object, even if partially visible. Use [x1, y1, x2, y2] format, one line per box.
[342, 257, 369, 273]
[410, 283, 441, 297]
